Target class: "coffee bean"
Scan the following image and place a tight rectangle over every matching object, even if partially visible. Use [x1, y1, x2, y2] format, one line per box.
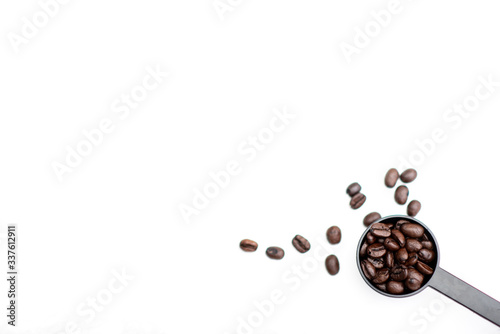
[240, 239, 258, 252]
[395, 185, 409, 205]
[387, 280, 405, 294]
[416, 261, 434, 275]
[390, 265, 408, 281]
[395, 219, 409, 230]
[367, 256, 385, 269]
[292, 235, 310, 253]
[366, 232, 377, 244]
[405, 252, 418, 267]
[401, 169, 417, 183]
[360, 241, 368, 257]
[385, 252, 395, 268]
[407, 268, 424, 282]
[371, 222, 391, 238]
[367, 243, 386, 258]
[385, 168, 399, 188]
[405, 239, 423, 253]
[266, 247, 284, 260]
[346, 182, 361, 197]
[363, 212, 382, 227]
[372, 268, 390, 284]
[407, 200, 421, 217]
[421, 241, 434, 250]
[418, 248, 435, 263]
[391, 229, 406, 247]
[326, 226, 342, 244]
[350, 193, 366, 209]
[376, 283, 388, 292]
[325, 255, 340, 275]
[361, 259, 377, 279]
[405, 277, 422, 291]
[400, 223, 424, 238]
[396, 247, 408, 263]
[384, 238, 400, 252]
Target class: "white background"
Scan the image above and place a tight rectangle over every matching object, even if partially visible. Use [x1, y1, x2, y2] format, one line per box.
[1, 0, 500, 333]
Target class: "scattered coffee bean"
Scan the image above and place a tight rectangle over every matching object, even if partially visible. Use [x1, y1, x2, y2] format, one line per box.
[363, 212, 382, 227]
[400, 169, 417, 183]
[240, 239, 258, 252]
[395, 185, 409, 205]
[371, 222, 392, 238]
[400, 223, 424, 238]
[407, 200, 421, 217]
[385, 168, 399, 188]
[266, 247, 284, 260]
[387, 280, 405, 294]
[292, 235, 311, 253]
[350, 193, 366, 209]
[326, 226, 342, 244]
[346, 182, 361, 197]
[325, 255, 340, 275]
[405, 239, 423, 253]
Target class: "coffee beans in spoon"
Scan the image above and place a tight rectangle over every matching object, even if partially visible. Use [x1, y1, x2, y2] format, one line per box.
[359, 220, 437, 295]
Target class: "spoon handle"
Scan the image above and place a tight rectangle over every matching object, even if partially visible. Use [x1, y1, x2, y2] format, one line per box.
[429, 266, 500, 327]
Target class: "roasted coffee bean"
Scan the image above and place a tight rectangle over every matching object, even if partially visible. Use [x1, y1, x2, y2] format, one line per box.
[396, 248, 408, 263]
[363, 212, 382, 227]
[367, 256, 385, 269]
[405, 277, 422, 291]
[366, 232, 377, 244]
[326, 226, 342, 244]
[387, 280, 405, 294]
[346, 182, 361, 197]
[416, 261, 434, 275]
[266, 247, 284, 260]
[361, 260, 377, 279]
[407, 200, 421, 217]
[407, 268, 424, 282]
[385, 252, 395, 268]
[240, 239, 258, 252]
[360, 241, 368, 257]
[325, 255, 340, 275]
[390, 265, 408, 281]
[400, 223, 424, 238]
[395, 185, 409, 205]
[405, 239, 423, 253]
[391, 229, 406, 247]
[385, 168, 399, 188]
[395, 219, 409, 230]
[376, 283, 388, 292]
[367, 243, 386, 258]
[372, 268, 390, 284]
[371, 222, 391, 238]
[350, 193, 366, 209]
[400, 168, 417, 183]
[384, 238, 400, 252]
[405, 252, 418, 267]
[292, 235, 310, 253]
[421, 241, 433, 250]
[418, 248, 435, 263]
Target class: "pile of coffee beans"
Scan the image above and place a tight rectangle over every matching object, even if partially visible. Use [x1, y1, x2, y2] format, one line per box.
[240, 226, 342, 275]
[358, 219, 437, 295]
